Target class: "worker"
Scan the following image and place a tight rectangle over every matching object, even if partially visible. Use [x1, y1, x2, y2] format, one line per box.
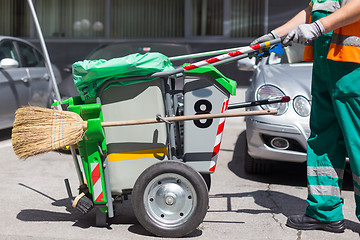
[251, 0, 360, 233]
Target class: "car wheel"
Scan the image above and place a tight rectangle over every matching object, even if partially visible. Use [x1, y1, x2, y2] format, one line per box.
[132, 161, 208, 237]
[244, 137, 271, 174]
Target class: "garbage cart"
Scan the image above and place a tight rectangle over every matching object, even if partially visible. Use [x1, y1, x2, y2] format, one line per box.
[61, 39, 284, 237]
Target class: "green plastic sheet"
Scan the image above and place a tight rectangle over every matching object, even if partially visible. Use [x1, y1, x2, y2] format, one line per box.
[73, 52, 174, 100]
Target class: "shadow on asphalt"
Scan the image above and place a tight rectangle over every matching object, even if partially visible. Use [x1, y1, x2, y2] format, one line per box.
[11, 128, 359, 235]
[16, 183, 202, 237]
[209, 190, 307, 216]
[228, 130, 354, 190]
[208, 190, 360, 234]
[224, 130, 360, 234]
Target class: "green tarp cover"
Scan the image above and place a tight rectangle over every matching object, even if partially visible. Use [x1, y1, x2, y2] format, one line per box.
[73, 52, 174, 100]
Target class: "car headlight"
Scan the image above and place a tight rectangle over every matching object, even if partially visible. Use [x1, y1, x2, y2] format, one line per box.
[293, 95, 311, 117]
[256, 85, 288, 115]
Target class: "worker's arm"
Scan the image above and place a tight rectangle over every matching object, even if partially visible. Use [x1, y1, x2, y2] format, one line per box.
[284, 0, 360, 44]
[274, 5, 312, 37]
[250, 5, 311, 45]
[320, 0, 360, 32]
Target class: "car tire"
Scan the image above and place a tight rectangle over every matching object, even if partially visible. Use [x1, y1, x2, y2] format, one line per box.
[244, 137, 271, 174]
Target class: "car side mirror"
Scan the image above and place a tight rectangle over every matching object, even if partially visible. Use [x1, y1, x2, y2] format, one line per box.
[237, 57, 257, 71]
[0, 58, 19, 69]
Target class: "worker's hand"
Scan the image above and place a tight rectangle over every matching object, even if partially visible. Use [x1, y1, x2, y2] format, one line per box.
[250, 30, 280, 46]
[283, 20, 325, 45]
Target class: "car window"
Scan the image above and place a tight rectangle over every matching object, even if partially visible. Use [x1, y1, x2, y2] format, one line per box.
[17, 42, 45, 67]
[0, 41, 20, 63]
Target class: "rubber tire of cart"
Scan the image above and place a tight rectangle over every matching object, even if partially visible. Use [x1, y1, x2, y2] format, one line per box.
[244, 136, 271, 174]
[132, 161, 209, 238]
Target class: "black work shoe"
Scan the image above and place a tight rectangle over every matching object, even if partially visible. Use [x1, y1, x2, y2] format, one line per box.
[286, 215, 345, 233]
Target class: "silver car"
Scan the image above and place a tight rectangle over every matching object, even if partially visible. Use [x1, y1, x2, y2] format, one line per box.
[238, 43, 312, 174]
[0, 36, 62, 130]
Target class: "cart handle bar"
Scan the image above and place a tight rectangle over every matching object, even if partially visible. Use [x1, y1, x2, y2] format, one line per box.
[170, 46, 251, 61]
[169, 38, 282, 61]
[152, 38, 282, 78]
[228, 96, 290, 110]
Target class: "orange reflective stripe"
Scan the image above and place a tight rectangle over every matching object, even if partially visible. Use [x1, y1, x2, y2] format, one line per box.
[303, 44, 314, 62]
[302, 15, 314, 62]
[327, 43, 360, 63]
[327, 20, 360, 63]
[300, 15, 360, 63]
[333, 20, 360, 37]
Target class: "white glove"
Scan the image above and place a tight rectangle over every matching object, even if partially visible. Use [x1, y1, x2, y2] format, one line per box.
[251, 30, 280, 46]
[283, 20, 325, 45]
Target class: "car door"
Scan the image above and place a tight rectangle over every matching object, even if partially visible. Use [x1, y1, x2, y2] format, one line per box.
[15, 41, 50, 107]
[0, 40, 30, 128]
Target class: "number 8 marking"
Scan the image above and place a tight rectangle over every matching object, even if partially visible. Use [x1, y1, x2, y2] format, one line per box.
[193, 99, 213, 128]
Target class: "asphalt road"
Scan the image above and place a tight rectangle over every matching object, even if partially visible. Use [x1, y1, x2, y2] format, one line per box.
[0, 88, 359, 240]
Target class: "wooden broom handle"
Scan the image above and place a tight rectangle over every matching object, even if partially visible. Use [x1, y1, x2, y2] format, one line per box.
[95, 109, 277, 128]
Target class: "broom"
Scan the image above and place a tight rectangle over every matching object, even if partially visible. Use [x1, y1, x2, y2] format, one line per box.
[12, 106, 277, 159]
[12, 106, 85, 159]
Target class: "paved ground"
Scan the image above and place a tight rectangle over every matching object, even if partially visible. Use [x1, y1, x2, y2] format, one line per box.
[0, 88, 359, 239]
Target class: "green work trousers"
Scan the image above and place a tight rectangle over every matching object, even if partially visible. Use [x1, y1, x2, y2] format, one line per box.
[306, 11, 360, 222]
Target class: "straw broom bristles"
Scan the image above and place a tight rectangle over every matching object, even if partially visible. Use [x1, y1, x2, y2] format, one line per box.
[12, 106, 85, 159]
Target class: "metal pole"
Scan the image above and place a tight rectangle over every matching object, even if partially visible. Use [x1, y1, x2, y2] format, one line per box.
[26, 0, 61, 103]
[26, 0, 85, 186]
[169, 46, 249, 61]
[103, 158, 114, 218]
[169, 38, 281, 61]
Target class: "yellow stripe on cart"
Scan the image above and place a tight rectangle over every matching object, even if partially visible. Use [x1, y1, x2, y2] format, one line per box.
[108, 148, 168, 162]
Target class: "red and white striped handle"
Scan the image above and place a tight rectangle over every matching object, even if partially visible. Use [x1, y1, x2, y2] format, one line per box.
[183, 39, 280, 71]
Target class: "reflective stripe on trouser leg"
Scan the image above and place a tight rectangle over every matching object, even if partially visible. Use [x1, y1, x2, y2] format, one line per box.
[305, 23, 346, 221]
[307, 167, 344, 198]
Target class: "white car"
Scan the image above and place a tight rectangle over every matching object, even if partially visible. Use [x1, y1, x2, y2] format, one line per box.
[238, 43, 312, 174]
[0, 36, 62, 130]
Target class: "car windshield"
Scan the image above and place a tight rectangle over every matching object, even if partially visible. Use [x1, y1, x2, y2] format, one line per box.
[87, 43, 192, 66]
[267, 43, 305, 65]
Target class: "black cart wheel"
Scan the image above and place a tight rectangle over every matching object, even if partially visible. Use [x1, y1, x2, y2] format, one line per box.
[132, 161, 209, 237]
